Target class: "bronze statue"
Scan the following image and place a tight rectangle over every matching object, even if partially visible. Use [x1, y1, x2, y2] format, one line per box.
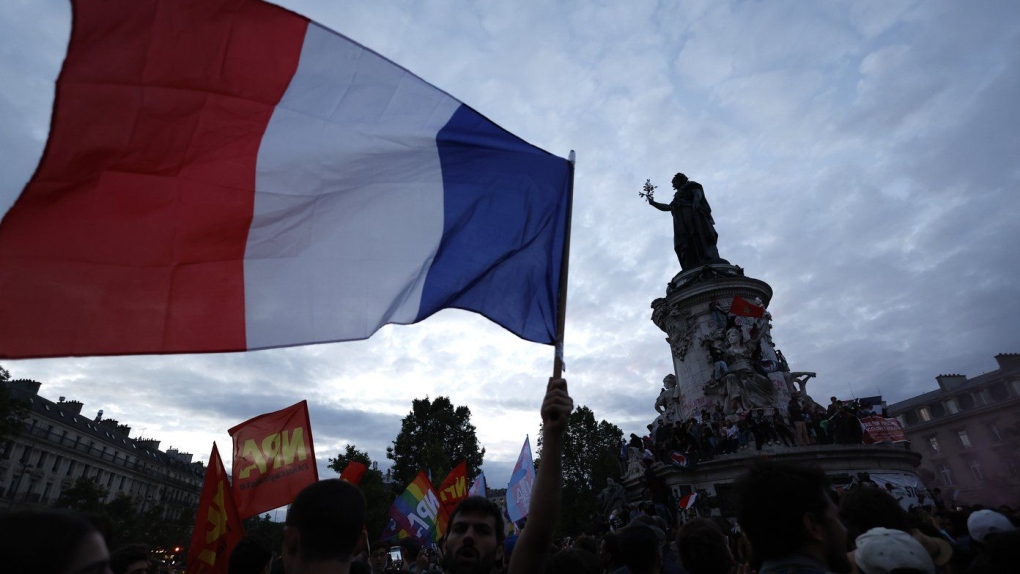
[646, 173, 725, 270]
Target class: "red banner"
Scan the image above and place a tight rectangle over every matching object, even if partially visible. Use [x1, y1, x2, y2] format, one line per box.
[861, 415, 906, 444]
[438, 460, 469, 516]
[228, 401, 318, 518]
[186, 443, 245, 574]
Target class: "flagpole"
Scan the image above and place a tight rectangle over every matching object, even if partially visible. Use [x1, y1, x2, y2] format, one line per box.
[552, 151, 575, 380]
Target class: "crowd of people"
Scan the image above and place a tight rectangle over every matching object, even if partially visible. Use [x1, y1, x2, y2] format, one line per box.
[637, 396, 894, 470]
[2, 379, 1016, 574]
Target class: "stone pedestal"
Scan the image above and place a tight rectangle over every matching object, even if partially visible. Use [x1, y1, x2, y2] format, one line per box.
[623, 443, 925, 517]
[627, 263, 928, 519]
[650, 264, 792, 421]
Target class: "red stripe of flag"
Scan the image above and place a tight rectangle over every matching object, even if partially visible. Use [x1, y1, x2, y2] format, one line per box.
[729, 295, 765, 318]
[0, 0, 308, 357]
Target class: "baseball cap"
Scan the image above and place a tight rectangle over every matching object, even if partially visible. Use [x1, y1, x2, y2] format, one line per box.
[854, 527, 935, 574]
[967, 509, 1015, 543]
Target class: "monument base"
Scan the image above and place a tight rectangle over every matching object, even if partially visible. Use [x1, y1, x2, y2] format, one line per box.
[622, 443, 924, 518]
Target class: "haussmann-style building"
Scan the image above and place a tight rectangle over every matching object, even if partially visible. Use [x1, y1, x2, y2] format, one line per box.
[1, 378, 204, 520]
[886, 353, 1020, 508]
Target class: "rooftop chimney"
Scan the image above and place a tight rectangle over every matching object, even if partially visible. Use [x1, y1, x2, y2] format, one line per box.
[7, 379, 42, 396]
[994, 353, 1020, 372]
[935, 374, 967, 391]
[59, 400, 84, 414]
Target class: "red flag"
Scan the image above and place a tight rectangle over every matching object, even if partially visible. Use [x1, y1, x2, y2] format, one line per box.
[340, 461, 369, 485]
[729, 296, 765, 318]
[228, 401, 318, 519]
[437, 461, 469, 516]
[678, 492, 698, 510]
[186, 443, 245, 574]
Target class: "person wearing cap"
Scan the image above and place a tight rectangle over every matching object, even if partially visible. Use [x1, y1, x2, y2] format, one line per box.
[734, 459, 852, 574]
[837, 486, 952, 571]
[853, 528, 934, 574]
[281, 479, 368, 574]
[966, 509, 1015, 545]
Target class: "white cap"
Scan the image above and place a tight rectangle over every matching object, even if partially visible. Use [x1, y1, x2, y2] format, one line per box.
[967, 509, 1015, 543]
[854, 527, 935, 574]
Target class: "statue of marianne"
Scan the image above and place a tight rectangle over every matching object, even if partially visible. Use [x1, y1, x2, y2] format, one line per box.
[647, 173, 724, 270]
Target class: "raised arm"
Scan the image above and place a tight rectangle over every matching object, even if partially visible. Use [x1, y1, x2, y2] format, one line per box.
[647, 197, 672, 212]
[507, 378, 573, 574]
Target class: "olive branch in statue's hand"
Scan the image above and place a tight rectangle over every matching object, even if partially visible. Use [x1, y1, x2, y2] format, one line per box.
[640, 179, 657, 203]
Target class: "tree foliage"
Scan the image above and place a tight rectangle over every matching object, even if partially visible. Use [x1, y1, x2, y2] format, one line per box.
[57, 476, 110, 514]
[328, 444, 392, 541]
[56, 477, 193, 549]
[538, 405, 623, 537]
[0, 364, 31, 444]
[386, 396, 484, 489]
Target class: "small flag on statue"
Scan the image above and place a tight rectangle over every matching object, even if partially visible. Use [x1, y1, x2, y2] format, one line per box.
[186, 443, 245, 574]
[468, 471, 488, 498]
[729, 296, 765, 318]
[678, 492, 698, 510]
[229, 401, 318, 519]
[669, 451, 689, 468]
[438, 460, 469, 516]
[506, 437, 535, 527]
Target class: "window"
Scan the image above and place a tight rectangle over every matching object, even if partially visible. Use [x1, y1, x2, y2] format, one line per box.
[975, 389, 991, 405]
[918, 407, 932, 422]
[944, 399, 959, 414]
[19, 446, 33, 464]
[989, 423, 1003, 442]
[969, 460, 984, 481]
[938, 462, 956, 486]
[1010, 379, 1020, 397]
[51, 455, 63, 472]
[927, 436, 941, 455]
[957, 430, 971, 448]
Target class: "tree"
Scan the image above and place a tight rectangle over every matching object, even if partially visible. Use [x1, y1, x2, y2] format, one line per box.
[0, 364, 30, 445]
[328, 444, 392, 540]
[57, 476, 109, 514]
[387, 396, 485, 490]
[538, 405, 623, 536]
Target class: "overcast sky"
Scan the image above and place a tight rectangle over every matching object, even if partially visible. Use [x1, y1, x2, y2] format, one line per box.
[2, 0, 1019, 490]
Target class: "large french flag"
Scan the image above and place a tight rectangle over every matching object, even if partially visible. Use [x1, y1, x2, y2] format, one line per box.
[0, 0, 572, 358]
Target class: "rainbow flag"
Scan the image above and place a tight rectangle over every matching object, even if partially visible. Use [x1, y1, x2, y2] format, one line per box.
[388, 471, 448, 543]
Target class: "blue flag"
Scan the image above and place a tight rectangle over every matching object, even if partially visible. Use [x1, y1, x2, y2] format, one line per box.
[506, 436, 535, 526]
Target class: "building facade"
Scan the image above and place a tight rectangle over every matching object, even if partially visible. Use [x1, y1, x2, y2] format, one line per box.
[886, 353, 1020, 507]
[0, 379, 204, 520]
